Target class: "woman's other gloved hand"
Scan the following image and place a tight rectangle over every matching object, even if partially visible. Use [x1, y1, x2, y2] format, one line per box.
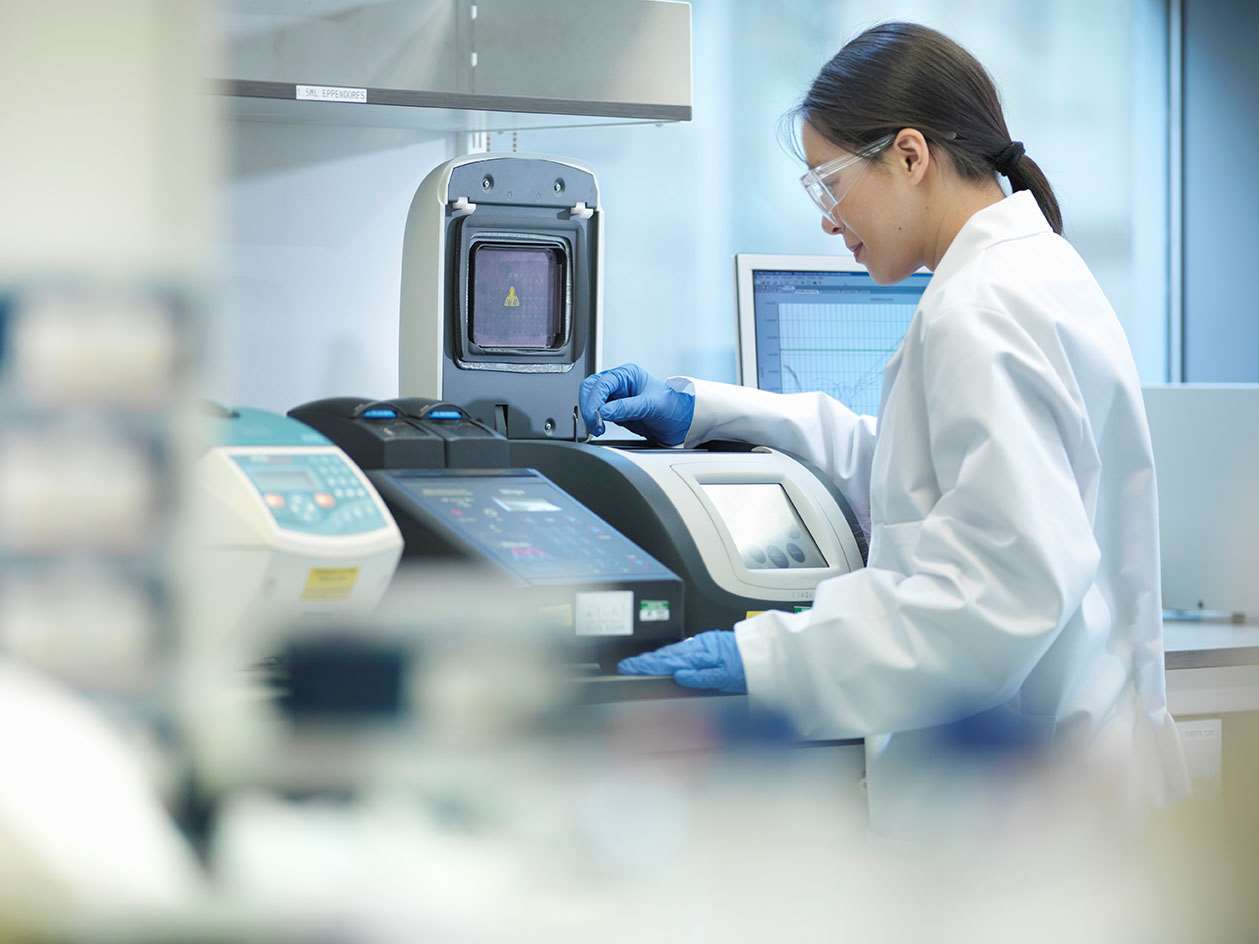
[617, 630, 747, 694]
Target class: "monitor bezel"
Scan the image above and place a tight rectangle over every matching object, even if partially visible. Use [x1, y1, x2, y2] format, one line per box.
[453, 225, 578, 373]
[467, 236, 571, 353]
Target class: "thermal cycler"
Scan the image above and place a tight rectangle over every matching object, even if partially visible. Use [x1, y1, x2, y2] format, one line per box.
[289, 397, 686, 666]
[193, 406, 403, 642]
[387, 154, 868, 633]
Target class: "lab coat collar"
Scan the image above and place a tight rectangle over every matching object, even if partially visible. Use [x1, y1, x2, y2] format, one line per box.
[927, 190, 1051, 288]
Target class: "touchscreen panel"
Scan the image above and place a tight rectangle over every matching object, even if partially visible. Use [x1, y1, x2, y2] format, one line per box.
[469, 243, 565, 350]
[701, 483, 827, 570]
[398, 474, 673, 582]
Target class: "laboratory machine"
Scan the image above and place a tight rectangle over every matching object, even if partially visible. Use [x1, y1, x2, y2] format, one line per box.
[396, 155, 868, 631]
[289, 396, 686, 665]
[193, 405, 403, 640]
[400, 155, 601, 439]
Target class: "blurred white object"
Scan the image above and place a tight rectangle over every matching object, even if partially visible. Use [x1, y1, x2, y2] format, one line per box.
[0, 0, 215, 279]
[182, 567, 567, 795]
[0, 424, 156, 551]
[1143, 385, 1259, 618]
[191, 407, 403, 646]
[0, 565, 156, 693]
[13, 293, 178, 406]
[0, 658, 202, 927]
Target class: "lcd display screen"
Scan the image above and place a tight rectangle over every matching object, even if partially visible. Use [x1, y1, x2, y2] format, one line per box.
[469, 243, 566, 349]
[251, 468, 318, 492]
[701, 483, 827, 570]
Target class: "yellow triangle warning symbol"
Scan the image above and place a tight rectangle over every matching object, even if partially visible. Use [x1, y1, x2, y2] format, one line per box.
[503, 286, 521, 308]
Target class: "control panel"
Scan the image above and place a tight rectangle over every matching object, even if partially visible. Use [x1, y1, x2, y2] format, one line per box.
[232, 451, 388, 536]
[388, 470, 673, 583]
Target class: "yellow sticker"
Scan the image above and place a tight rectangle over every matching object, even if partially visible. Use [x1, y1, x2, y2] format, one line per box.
[301, 566, 360, 602]
[745, 610, 764, 619]
[504, 285, 521, 308]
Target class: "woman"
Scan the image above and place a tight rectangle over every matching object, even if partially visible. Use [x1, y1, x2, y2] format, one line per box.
[581, 22, 1186, 831]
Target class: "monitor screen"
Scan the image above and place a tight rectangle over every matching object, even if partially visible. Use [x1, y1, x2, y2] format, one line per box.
[750, 269, 930, 416]
[469, 242, 566, 350]
[701, 483, 827, 570]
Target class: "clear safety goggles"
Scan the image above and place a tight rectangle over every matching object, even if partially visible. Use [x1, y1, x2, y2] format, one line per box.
[799, 134, 895, 226]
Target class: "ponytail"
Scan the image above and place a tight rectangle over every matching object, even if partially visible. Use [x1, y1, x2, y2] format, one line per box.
[1001, 150, 1062, 235]
[791, 22, 1065, 235]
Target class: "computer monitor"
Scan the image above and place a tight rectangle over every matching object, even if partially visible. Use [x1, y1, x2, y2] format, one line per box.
[736, 254, 931, 417]
[1142, 385, 1259, 619]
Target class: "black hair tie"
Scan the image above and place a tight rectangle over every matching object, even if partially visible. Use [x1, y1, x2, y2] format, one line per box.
[994, 140, 1025, 176]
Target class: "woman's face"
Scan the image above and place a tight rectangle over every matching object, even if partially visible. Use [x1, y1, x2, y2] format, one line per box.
[801, 122, 927, 284]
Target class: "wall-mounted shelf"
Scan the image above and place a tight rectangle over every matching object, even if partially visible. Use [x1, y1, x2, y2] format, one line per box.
[220, 80, 690, 132]
[215, 0, 693, 132]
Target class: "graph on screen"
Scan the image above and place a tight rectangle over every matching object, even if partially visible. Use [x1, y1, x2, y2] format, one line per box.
[751, 270, 929, 417]
[777, 300, 914, 413]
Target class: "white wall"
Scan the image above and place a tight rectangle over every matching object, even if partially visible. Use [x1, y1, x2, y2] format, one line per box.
[214, 120, 451, 412]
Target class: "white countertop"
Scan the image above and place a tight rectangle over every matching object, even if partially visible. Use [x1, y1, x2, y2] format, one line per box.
[1163, 619, 1259, 669]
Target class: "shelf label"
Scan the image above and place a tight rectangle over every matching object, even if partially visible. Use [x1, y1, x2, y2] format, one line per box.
[296, 84, 367, 104]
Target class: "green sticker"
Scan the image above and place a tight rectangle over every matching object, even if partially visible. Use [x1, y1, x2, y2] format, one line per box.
[639, 600, 671, 622]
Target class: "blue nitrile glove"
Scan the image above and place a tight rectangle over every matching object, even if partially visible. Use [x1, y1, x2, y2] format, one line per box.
[580, 363, 695, 445]
[617, 630, 747, 694]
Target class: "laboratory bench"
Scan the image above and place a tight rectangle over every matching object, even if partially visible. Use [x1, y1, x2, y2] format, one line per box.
[573, 619, 1259, 720]
[558, 622, 1259, 807]
[1164, 619, 1259, 716]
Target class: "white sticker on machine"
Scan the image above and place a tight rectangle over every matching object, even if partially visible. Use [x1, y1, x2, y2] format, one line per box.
[574, 591, 634, 636]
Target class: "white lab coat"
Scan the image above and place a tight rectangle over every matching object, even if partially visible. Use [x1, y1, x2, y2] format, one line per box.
[681, 192, 1187, 834]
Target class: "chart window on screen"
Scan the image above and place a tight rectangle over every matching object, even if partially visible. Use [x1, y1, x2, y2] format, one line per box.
[746, 267, 930, 417]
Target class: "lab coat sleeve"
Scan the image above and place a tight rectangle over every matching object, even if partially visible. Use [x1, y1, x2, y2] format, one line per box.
[668, 376, 879, 538]
[734, 308, 1101, 738]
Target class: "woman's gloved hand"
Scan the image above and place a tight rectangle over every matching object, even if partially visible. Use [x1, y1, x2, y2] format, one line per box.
[617, 630, 747, 694]
[579, 363, 695, 445]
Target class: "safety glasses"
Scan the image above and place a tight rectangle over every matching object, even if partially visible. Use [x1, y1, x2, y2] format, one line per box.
[799, 134, 895, 226]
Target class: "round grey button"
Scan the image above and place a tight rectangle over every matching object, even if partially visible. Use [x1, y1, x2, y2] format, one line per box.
[746, 545, 768, 565]
[766, 545, 789, 568]
[786, 542, 806, 563]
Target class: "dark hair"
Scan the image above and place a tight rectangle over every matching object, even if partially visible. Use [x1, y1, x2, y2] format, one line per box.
[788, 22, 1063, 235]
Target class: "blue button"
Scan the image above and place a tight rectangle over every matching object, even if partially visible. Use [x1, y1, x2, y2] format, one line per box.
[428, 410, 462, 421]
[362, 408, 397, 419]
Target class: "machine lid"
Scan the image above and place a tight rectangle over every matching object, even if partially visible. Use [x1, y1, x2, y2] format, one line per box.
[206, 404, 331, 449]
